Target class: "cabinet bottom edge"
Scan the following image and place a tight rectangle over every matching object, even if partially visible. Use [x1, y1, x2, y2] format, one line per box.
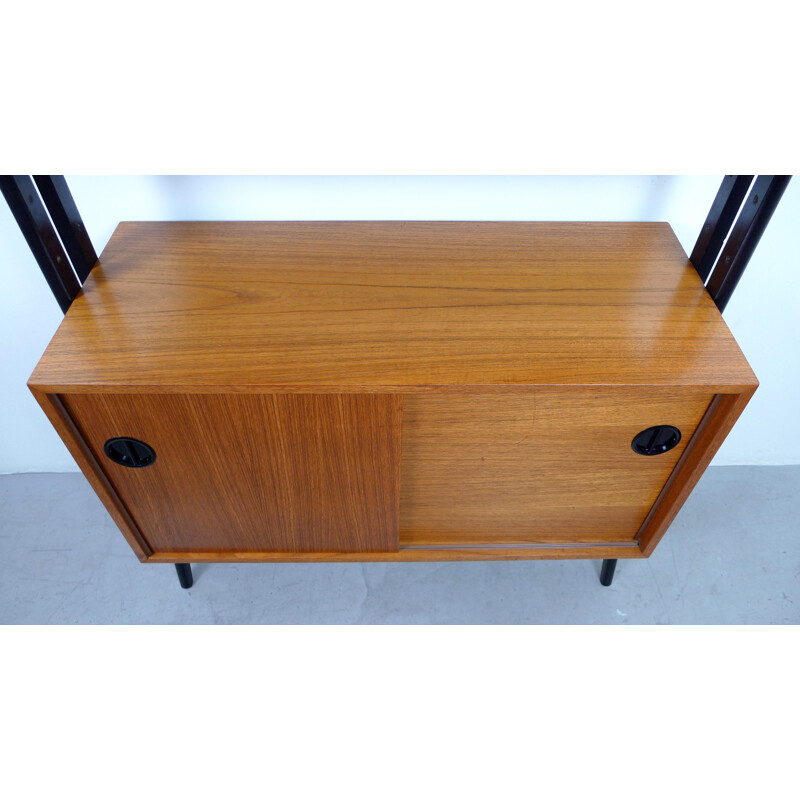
[145, 543, 643, 563]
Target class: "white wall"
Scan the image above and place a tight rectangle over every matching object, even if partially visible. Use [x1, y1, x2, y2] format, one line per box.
[1, 176, 797, 473]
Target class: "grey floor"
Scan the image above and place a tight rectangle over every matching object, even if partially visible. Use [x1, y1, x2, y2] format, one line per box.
[1, 466, 798, 624]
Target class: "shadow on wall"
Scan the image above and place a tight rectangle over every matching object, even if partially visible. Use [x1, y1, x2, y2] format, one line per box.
[154, 175, 680, 223]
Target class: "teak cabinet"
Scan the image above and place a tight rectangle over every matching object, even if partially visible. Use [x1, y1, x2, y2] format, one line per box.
[29, 222, 757, 568]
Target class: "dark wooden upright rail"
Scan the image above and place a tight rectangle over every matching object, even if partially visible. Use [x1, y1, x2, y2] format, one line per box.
[690, 175, 791, 312]
[32, 176, 98, 283]
[1, 175, 83, 313]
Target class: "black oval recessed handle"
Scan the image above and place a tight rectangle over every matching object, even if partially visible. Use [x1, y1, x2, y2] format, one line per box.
[631, 425, 681, 456]
[104, 437, 156, 468]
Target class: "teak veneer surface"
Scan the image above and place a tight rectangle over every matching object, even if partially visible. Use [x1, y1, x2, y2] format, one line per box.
[28, 221, 759, 564]
[399, 390, 713, 546]
[60, 393, 402, 554]
[30, 221, 756, 393]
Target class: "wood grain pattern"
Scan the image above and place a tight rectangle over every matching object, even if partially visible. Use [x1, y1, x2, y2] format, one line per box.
[59, 393, 402, 554]
[26, 221, 759, 565]
[30, 222, 756, 393]
[637, 389, 756, 555]
[399, 390, 714, 546]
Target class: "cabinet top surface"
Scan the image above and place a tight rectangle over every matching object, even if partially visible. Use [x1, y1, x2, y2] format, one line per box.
[31, 221, 757, 392]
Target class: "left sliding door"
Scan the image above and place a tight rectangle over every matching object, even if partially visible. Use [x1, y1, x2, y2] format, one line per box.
[59, 393, 403, 557]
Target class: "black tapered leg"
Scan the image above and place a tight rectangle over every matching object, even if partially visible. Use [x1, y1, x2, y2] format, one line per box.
[599, 559, 617, 587]
[175, 563, 193, 589]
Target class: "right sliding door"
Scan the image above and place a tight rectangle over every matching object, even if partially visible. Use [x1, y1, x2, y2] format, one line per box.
[399, 390, 714, 547]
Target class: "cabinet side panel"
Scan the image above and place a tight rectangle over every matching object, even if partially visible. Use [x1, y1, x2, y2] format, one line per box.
[399, 390, 714, 546]
[60, 393, 402, 554]
[28, 389, 153, 560]
[637, 389, 756, 556]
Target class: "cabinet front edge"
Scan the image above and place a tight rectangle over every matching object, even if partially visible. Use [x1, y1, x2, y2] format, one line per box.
[28, 387, 154, 561]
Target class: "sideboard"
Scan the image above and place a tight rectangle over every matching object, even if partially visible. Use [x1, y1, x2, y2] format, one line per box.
[25, 220, 758, 587]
